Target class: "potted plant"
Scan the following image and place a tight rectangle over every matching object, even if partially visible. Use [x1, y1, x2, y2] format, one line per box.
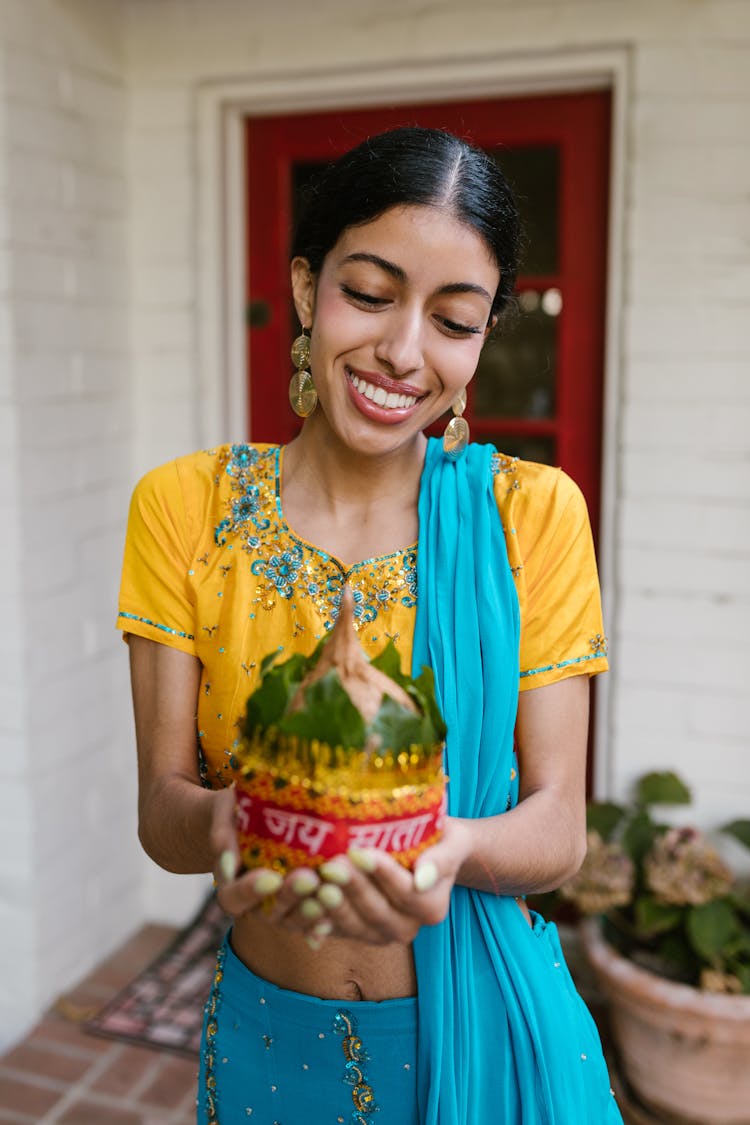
[558, 771, 750, 1125]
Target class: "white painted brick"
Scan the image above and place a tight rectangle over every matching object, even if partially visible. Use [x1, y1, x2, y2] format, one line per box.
[65, 68, 127, 124]
[622, 402, 750, 454]
[624, 303, 748, 358]
[633, 97, 750, 147]
[617, 636, 748, 694]
[131, 126, 192, 179]
[622, 450, 750, 503]
[625, 359, 750, 404]
[619, 546, 750, 601]
[621, 496, 750, 553]
[133, 307, 195, 351]
[635, 44, 750, 96]
[688, 693, 750, 741]
[130, 86, 191, 131]
[618, 591, 750, 644]
[135, 262, 194, 306]
[628, 198, 749, 260]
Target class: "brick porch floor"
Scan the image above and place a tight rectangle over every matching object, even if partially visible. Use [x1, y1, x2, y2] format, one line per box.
[0, 924, 198, 1124]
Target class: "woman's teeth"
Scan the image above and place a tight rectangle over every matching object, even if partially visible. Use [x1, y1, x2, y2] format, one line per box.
[349, 373, 418, 410]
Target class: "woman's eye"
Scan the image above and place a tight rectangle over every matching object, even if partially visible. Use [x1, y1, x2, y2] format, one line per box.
[438, 316, 482, 336]
[341, 285, 387, 307]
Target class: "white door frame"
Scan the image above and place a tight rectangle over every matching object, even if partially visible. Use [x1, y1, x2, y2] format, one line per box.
[195, 46, 630, 796]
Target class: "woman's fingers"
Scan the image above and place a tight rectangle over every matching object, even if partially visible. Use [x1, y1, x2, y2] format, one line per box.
[215, 866, 283, 918]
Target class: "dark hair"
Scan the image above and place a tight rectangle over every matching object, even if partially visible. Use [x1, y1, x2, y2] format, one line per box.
[291, 126, 521, 320]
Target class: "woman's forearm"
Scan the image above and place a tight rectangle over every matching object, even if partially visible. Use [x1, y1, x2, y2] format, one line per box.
[138, 774, 218, 874]
[455, 786, 587, 897]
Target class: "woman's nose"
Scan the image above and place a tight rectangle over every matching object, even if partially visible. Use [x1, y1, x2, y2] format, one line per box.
[373, 310, 424, 375]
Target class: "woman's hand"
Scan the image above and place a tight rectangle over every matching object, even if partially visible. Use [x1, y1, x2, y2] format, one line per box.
[212, 789, 472, 946]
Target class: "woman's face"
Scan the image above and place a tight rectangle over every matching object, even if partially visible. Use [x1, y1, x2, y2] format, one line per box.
[291, 204, 500, 459]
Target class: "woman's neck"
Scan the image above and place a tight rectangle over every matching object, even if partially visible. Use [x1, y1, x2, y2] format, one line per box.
[279, 417, 427, 566]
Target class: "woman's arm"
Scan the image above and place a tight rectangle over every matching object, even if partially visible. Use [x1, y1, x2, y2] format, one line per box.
[265, 675, 591, 946]
[129, 634, 217, 873]
[454, 674, 590, 894]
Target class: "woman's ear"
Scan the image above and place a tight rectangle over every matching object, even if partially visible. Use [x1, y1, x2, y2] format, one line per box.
[291, 257, 316, 328]
[483, 314, 498, 342]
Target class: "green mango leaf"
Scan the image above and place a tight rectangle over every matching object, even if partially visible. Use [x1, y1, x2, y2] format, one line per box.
[587, 801, 626, 841]
[623, 811, 658, 866]
[370, 694, 434, 752]
[722, 820, 750, 851]
[686, 900, 740, 963]
[242, 651, 309, 735]
[634, 895, 683, 937]
[370, 639, 404, 683]
[636, 771, 691, 808]
[278, 670, 366, 749]
[410, 665, 447, 741]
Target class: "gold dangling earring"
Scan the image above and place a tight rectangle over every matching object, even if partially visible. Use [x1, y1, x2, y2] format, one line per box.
[289, 328, 317, 418]
[443, 388, 469, 460]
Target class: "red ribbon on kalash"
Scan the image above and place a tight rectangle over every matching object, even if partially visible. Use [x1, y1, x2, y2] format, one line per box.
[235, 784, 445, 871]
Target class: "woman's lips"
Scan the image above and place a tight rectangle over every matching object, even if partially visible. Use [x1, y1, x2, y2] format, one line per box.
[345, 367, 426, 424]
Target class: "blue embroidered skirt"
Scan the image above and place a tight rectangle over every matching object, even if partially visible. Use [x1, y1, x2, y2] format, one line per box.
[198, 933, 418, 1124]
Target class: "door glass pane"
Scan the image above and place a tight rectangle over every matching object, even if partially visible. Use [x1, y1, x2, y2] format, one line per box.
[489, 146, 559, 276]
[474, 289, 560, 419]
[490, 433, 556, 464]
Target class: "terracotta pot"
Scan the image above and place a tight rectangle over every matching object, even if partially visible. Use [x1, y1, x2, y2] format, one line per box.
[580, 919, 750, 1125]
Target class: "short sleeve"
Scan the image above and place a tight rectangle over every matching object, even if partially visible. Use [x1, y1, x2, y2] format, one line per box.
[494, 457, 608, 691]
[117, 460, 198, 655]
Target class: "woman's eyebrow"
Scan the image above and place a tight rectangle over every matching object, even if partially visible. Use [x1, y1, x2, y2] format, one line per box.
[340, 252, 492, 302]
[341, 252, 406, 281]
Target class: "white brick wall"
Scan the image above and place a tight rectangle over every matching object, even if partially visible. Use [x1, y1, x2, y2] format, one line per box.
[1, 0, 749, 1048]
[0, 0, 143, 1049]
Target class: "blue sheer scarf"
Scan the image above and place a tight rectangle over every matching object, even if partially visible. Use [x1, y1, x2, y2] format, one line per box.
[412, 438, 621, 1125]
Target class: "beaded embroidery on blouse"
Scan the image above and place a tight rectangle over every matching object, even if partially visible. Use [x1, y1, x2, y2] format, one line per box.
[212, 444, 417, 635]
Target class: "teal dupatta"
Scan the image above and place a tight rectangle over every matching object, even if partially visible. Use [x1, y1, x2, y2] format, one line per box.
[412, 439, 622, 1124]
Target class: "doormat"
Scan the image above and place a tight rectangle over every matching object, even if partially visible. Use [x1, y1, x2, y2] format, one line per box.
[85, 895, 228, 1057]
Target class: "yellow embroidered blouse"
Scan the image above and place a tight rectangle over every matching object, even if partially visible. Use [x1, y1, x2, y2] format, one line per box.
[117, 443, 608, 788]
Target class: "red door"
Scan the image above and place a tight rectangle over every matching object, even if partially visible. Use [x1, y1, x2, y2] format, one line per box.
[245, 92, 610, 535]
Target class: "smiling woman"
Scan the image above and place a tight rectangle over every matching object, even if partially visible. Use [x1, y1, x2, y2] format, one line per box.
[117, 126, 621, 1124]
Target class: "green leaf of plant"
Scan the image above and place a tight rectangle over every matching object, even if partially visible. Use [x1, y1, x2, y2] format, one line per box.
[686, 900, 740, 963]
[370, 695, 433, 752]
[722, 819, 750, 851]
[735, 964, 750, 994]
[587, 801, 626, 841]
[370, 639, 405, 683]
[623, 811, 658, 866]
[634, 895, 683, 937]
[278, 670, 366, 749]
[636, 771, 691, 808]
[410, 665, 447, 741]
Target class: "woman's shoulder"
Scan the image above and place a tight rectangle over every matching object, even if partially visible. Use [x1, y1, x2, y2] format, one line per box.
[134, 442, 280, 502]
[491, 451, 588, 536]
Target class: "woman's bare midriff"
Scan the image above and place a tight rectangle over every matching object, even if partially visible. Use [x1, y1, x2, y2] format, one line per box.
[231, 897, 533, 1002]
[232, 913, 417, 1001]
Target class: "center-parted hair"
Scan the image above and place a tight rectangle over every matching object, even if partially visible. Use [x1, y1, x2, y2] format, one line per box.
[291, 126, 522, 320]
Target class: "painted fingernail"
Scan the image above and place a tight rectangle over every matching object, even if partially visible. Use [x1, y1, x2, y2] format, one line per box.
[291, 871, 319, 896]
[348, 847, 377, 873]
[300, 898, 324, 920]
[306, 935, 322, 951]
[317, 884, 343, 910]
[414, 861, 438, 893]
[219, 850, 237, 883]
[253, 870, 283, 896]
[319, 860, 351, 886]
[313, 919, 333, 938]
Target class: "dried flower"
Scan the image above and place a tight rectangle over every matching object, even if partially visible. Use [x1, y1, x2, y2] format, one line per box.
[560, 831, 635, 915]
[645, 827, 733, 907]
[699, 969, 743, 994]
